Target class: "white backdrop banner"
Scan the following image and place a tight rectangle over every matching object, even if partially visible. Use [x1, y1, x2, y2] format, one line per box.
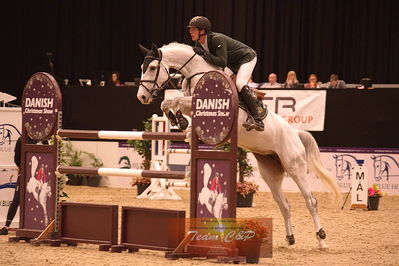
[262, 90, 326, 131]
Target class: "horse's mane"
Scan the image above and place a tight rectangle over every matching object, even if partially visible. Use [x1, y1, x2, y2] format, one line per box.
[161, 42, 193, 51]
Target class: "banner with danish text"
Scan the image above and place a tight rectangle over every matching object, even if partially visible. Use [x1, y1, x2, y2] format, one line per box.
[262, 90, 326, 131]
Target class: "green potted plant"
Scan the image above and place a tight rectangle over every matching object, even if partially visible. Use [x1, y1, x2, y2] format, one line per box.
[236, 219, 268, 264]
[128, 117, 152, 195]
[51, 137, 69, 200]
[82, 151, 104, 186]
[219, 144, 259, 207]
[62, 141, 84, 186]
[368, 184, 385, 210]
[236, 147, 258, 207]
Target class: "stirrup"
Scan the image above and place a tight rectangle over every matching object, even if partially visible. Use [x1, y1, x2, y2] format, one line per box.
[243, 117, 264, 132]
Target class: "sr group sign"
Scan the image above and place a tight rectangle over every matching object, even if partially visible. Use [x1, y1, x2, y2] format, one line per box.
[262, 90, 327, 131]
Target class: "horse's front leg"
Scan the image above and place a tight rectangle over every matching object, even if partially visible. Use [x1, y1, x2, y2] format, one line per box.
[161, 99, 178, 127]
[172, 96, 192, 130]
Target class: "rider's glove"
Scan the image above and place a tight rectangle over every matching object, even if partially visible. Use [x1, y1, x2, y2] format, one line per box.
[193, 46, 205, 56]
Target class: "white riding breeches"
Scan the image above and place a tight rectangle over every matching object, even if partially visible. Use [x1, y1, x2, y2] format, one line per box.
[236, 56, 257, 92]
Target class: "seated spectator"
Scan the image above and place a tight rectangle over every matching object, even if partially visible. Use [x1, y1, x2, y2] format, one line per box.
[248, 77, 265, 99]
[283, 71, 300, 88]
[304, 73, 322, 88]
[111, 71, 124, 86]
[247, 76, 261, 89]
[260, 73, 282, 88]
[324, 74, 346, 89]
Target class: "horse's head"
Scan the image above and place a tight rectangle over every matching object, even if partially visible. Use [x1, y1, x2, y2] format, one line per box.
[137, 43, 170, 104]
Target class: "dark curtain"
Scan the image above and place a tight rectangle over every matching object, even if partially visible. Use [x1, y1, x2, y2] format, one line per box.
[1, 0, 398, 104]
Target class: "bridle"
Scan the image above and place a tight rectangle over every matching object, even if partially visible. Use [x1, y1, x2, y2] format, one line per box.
[139, 51, 169, 99]
[139, 49, 200, 99]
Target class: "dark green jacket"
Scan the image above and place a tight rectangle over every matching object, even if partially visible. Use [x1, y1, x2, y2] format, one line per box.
[199, 32, 256, 73]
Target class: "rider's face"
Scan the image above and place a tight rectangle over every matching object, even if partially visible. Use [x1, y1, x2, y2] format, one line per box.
[189, 27, 200, 41]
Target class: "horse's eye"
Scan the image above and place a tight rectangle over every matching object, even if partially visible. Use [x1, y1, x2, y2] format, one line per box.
[149, 66, 156, 71]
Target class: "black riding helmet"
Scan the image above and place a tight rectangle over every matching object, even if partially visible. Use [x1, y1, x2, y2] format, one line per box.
[187, 16, 212, 33]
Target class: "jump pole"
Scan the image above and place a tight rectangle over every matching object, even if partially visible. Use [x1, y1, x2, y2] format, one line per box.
[57, 166, 188, 180]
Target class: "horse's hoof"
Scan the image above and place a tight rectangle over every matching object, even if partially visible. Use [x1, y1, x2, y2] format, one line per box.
[319, 246, 329, 251]
[286, 235, 295, 245]
[167, 111, 178, 126]
[176, 110, 189, 130]
[318, 241, 329, 251]
[316, 228, 326, 240]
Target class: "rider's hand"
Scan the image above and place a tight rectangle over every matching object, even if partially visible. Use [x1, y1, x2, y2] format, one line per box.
[193, 46, 205, 56]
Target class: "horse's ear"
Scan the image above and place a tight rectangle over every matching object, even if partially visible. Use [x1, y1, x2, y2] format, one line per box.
[151, 43, 160, 58]
[138, 44, 150, 56]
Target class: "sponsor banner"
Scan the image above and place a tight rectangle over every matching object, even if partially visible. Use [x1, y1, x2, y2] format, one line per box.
[262, 90, 326, 131]
[0, 107, 22, 166]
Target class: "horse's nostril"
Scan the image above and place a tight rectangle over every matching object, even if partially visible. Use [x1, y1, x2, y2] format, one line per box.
[141, 95, 146, 101]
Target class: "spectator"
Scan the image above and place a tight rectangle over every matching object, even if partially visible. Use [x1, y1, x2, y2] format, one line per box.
[324, 74, 346, 89]
[304, 73, 322, 88]
[248, 77, 266, 99]
[283, 71, 300, 88]
[111, 71, 124, 87]
[247, 76, 261, 89]
[260, 73, 282, 88]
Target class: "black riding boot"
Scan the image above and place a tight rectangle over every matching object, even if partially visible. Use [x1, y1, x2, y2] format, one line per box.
[240, 86, 264, 131]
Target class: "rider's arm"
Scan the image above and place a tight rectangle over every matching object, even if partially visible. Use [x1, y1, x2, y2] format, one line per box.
[203, 36, 227, 68]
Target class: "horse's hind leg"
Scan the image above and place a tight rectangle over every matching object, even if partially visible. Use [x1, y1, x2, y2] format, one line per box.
[253, 154, 295, 245]
[287, 156, 328, 250]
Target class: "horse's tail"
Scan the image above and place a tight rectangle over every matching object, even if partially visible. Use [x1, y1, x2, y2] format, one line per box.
[298, 130, 342, 208]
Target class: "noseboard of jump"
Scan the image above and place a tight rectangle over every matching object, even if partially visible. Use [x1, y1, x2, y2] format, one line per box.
[16, 71, 239, 261]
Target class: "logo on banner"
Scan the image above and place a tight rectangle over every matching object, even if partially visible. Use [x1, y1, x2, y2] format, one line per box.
[192, 71, 237, 145]
[0, 124, 21, 147]
[22, 72, 61, 141]
[371, 155, 399, 181]
[333, 154, 359, 180]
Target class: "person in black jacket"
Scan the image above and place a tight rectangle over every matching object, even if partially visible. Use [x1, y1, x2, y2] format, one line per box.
[187, 16, 264, 131]
[0, 137, 21, 235]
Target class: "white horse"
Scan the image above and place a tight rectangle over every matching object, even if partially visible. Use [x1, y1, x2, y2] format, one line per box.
[137, 43, 341, 250]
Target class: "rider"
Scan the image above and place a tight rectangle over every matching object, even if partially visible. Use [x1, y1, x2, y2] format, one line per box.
[209, 172, 222, 213]
[187, 16, 264, 131]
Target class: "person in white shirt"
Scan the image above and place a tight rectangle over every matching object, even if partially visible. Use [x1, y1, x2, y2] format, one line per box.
[323, 74, 346, 89]
[260, 73, 282, 88]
